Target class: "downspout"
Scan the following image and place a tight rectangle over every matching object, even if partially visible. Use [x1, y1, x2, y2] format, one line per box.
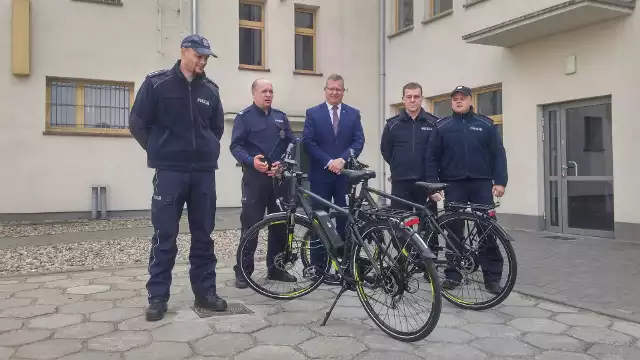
[378, 0, 387, 197]
[191, 0, 197, 34]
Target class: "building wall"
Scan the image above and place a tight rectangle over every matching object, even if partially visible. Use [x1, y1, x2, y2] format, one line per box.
[384, 0, 640, 231]
[0, 0, 381, 217]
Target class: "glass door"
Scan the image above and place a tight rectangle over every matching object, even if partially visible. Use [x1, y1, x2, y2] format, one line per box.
[543, 98, 614, 238]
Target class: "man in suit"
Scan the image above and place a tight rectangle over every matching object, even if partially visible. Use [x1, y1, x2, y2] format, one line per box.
[302, 74, 365, 273]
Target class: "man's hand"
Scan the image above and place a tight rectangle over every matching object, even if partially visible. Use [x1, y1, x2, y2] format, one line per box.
[430, 191, 444, 202]
[493, 185, 506, 198]
[328, 158, 345, 174]
[253, 155, 268, 173]
[266, 161, 280, 177]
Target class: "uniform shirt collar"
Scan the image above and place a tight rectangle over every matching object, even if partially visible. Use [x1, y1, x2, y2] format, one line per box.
[252, 102, 272, 116]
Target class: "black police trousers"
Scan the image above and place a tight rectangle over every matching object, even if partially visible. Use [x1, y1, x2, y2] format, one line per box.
[234, 168, 289, 278]
[146, 169, 218, 304]
[443, 178, 504, 284]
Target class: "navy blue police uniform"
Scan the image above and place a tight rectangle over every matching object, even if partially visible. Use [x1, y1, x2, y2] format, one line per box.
[129, 35, 227, 321]
[380, 107, 439, 212]
[229, 103, 298, 289]
[425, 86, 508, 294]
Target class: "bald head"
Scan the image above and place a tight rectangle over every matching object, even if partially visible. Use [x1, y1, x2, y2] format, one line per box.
[251, 78, 273, 110]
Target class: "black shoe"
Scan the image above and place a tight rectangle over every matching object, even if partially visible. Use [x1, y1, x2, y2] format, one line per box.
[267, 268, 297, 282]
[194, 294, 227, 312]
[145, 300, 167, 321]
[235, 277, 248, 289]
[441, 279, 460, 290]
[485, 282, 502, 294]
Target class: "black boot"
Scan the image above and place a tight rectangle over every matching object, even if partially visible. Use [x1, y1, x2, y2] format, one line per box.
[146, 300, 167, 321]
[194, 293, 228, 312]
[267, 268, 297, 282]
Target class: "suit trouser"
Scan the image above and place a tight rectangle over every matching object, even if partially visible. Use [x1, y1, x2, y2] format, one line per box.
[391, 179, 439, 252]
[146, 169, 218, 304]
[309, 177, 348, 268]
[442, 178, 504, 284]
[234, 168, 289, 278]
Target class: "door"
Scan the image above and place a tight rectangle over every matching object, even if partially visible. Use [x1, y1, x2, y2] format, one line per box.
[543, 98, 614, 238]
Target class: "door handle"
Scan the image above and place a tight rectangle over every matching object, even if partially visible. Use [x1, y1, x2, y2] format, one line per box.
[561, 164, 568, 177]
[567, 161, 578, 176]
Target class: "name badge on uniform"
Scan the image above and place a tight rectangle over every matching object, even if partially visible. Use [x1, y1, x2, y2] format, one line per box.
[275, 118, 284, 123]
[279, 129, 285, 139]
[421, 126, 433, 131]
[470, 126, 483, 131]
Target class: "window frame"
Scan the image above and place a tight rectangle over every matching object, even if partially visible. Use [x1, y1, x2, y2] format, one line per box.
[294, 7, 317, 74]
[44, 76, 134, 136]
[429, 0, 454, 17]
[238, 0, 266, 71]
[394, 0, 414, 32]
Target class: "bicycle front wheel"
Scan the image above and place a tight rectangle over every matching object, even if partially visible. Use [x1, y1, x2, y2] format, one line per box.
[236, 212, 328, 300]
[353, 221, 442, 342]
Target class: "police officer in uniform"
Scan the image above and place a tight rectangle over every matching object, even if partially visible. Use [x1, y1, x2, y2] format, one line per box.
[380, 82, 439, 212]
[425, 85, 507, 294]
[230, 78, 298, 289]
[129, 34, 227, 321]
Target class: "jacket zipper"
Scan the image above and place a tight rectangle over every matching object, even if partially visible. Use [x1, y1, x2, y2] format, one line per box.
[411, 120, 415, 177]
[463, 115, 468, 177]
[188, 82, 196, 169]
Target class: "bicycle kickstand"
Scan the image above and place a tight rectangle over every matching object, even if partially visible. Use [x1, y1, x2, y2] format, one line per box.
[321, 283, 349, 326]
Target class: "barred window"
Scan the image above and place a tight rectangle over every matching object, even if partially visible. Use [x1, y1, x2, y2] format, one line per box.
[46, 77, 133, 135]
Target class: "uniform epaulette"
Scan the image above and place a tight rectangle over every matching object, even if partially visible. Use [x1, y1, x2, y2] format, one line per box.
[436, 116, 451, 124]
[475, 113, 494, 125]
[146, 69, 170, 79]
[386, 114, 400, 123]
[237, 106, 253, 117]
[203, 76, 219, 90]
[272, 108, 286, 116]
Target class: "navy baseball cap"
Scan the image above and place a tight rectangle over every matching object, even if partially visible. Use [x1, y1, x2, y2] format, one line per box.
[451, 85, 472, 97]
[181, 34, 217, 58]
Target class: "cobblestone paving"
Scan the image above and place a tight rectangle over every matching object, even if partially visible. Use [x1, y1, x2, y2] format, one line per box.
[0, 263, 638, 359]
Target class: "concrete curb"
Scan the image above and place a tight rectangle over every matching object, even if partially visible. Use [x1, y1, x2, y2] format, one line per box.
[516, 286, 640, 325]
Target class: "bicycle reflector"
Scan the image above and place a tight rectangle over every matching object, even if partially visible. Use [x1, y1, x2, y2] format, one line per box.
[488, 210, 496, 217]
[404, 218, 420, 227]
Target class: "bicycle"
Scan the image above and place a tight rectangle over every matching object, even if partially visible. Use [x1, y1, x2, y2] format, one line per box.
[332, 152, 518, 310]
[236, 141, 443, 342]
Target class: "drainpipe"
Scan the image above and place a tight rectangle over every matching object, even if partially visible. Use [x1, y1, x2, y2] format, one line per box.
[378, 0, 387, 197]
[191, 0, 197, 34]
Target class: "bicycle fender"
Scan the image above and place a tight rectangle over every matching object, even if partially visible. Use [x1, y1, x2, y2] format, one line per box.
[400, 226, 437, 259]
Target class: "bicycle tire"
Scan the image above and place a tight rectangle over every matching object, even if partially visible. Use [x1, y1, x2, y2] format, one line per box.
[428, 211, 518, 310]
[236, 212, 327, 300]
[353, 223, 442, 342]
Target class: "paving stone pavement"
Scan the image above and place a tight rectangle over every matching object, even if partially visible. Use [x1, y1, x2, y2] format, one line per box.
[0, 263, 639, 359]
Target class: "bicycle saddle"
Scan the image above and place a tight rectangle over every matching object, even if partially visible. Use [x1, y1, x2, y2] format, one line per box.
[341, 169, 376, 183]
[415, 182, 448, 194]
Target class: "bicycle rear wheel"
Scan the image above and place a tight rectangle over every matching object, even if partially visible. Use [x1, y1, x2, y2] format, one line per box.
[353, 221, 442, 342]
[427, 211, 517, 310]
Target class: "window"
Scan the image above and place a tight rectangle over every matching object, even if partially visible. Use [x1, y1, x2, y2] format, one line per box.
[475, 86, 503, 137]
[432, 99, 450, 118]
[392, 103, 405, 116]
[239, 1, 265, 69]
[45, 77, 133, 135]
[395, 0, 413, 31]
[294, 8, 316, 72]
[430, 0, 453, 16]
